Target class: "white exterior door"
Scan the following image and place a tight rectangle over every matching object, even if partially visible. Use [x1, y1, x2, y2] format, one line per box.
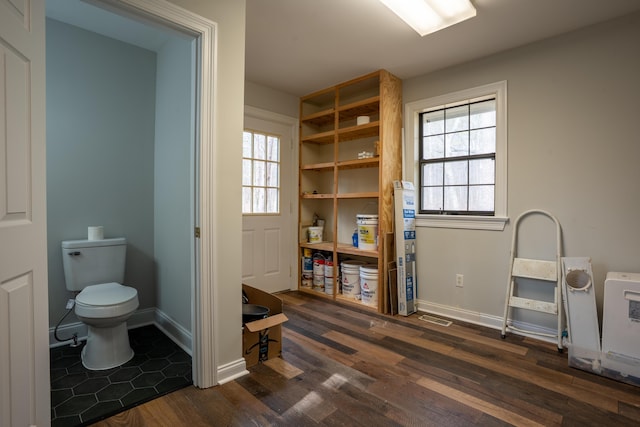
[242, 108, 297, 294]
[0, 0, 50, 425]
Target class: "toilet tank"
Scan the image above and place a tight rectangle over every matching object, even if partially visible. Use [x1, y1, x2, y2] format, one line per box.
[61, 237, 127, 291]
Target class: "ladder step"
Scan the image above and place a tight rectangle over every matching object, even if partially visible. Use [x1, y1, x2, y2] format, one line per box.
[508, 295, 558, 314]
[512, 258, 557, 281]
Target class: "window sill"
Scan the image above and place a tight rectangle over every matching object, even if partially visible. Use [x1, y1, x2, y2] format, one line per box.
[416, 215, 509, 231]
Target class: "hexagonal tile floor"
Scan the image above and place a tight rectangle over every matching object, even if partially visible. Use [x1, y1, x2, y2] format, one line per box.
[50, 325, 192, 427]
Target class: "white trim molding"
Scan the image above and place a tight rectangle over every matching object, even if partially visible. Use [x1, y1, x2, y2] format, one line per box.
[405, 81, 509, 231]
[216, 359, 249, 385]
[415, 298, 557, 344]
[97, 0, 218, 388]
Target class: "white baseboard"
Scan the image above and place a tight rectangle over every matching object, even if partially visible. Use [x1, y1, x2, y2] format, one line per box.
[216, 359, 249, 385]
[153, 309, 192, 356]
[49, 307, 192, 352]
[415, 298, 557, 344]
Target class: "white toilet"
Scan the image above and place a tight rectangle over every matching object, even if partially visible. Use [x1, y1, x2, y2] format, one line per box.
[61, 237, 139, 370]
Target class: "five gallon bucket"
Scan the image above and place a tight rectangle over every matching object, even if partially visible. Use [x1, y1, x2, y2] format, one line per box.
[357, 214, 378, 250]
[341, 260, 366, 297]
[360, 264, 379, 307]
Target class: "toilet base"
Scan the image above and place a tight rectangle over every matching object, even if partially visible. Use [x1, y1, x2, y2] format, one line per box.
[82, 322, 134, 370]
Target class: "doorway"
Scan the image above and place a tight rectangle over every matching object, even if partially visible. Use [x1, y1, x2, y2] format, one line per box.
[242, 107, 298, 293]
[45, 0, 218, 388]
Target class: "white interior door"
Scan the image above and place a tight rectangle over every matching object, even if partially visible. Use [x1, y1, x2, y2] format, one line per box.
[0, 0, 50, 425]
[242, 108, 297, 294]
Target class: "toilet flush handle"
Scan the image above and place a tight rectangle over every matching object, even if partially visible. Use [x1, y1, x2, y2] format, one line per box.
[68, 251, 81, 256]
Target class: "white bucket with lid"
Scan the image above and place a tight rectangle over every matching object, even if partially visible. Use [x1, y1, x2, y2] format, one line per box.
[360, 264, 379, 307]
[341, 260, 366, 297]
[357, 214, 378, 250]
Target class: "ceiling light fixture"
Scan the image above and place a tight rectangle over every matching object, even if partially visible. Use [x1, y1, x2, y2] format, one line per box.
[379, 0, 476, 36]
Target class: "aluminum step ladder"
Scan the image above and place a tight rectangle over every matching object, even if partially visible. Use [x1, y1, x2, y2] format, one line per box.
[500, 209, 564, 352]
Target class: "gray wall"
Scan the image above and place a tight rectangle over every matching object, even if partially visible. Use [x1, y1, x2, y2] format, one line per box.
[154, 37, 195, 331]
[46, 18, 157, 325]
[245, 80, 299, 118]
[403, 12, 640, 329]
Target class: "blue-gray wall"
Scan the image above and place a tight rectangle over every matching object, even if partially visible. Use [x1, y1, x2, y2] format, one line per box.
[46, 18, 157, 325]
[154, 37, 194, 331]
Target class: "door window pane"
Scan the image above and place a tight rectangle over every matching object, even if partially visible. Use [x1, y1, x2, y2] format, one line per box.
[254, 133, 266, 160]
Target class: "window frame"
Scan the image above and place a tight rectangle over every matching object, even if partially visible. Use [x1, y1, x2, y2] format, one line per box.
[405, 81, 508, 231]
[242, 129, 281, 215]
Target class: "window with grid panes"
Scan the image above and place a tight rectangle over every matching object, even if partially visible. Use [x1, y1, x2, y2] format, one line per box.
[242, 130, 280, 214]
[419, 98, 496, 215]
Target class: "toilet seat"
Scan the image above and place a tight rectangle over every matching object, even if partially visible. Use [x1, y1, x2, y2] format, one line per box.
[75, 282, 139, 319]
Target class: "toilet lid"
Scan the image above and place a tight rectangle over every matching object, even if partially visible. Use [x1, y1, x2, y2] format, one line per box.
[76, 282, 137, 306]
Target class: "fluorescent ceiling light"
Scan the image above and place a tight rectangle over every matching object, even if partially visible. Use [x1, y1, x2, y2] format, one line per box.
[379, 0, 476, 36]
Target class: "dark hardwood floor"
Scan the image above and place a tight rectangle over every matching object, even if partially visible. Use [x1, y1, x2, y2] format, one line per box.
[91, 291, 640, 426]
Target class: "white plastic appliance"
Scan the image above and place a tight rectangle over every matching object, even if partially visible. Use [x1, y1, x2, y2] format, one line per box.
[602, 272, 640, 365]
[61, 237, 139, 370]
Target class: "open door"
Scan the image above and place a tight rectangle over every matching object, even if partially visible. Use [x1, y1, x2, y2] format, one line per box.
[0, 0, 50, 425]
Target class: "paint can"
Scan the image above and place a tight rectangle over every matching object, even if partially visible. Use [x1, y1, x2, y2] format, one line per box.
[308, 226, 323, 243]
[312, 253, 325, 291]
[301, 248, 313, 288]
[357, 214, 378, 250]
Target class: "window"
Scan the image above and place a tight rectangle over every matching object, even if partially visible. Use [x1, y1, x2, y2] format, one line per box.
[420, 98, 496, 215]
[242, 130, 280, 214]
[405, 81, 507, 230]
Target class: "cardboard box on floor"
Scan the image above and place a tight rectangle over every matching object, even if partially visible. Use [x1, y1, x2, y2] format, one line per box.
[242, 284, 288, 367]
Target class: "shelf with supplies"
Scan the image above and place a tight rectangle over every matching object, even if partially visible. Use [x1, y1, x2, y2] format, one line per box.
[297, 69, 402, 313]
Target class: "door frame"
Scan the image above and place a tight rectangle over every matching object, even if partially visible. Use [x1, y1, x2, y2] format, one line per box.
[98, 0, 218, 387]
[243, 106, 299, 291]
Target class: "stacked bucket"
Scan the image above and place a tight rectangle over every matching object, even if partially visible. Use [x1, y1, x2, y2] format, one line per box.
[301, 248, 313, 288]
[324, 256, 334, 295]
[312, 253, 325, 292]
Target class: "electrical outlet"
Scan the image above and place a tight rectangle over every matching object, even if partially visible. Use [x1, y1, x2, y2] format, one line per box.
[456, 274, 464, 288]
